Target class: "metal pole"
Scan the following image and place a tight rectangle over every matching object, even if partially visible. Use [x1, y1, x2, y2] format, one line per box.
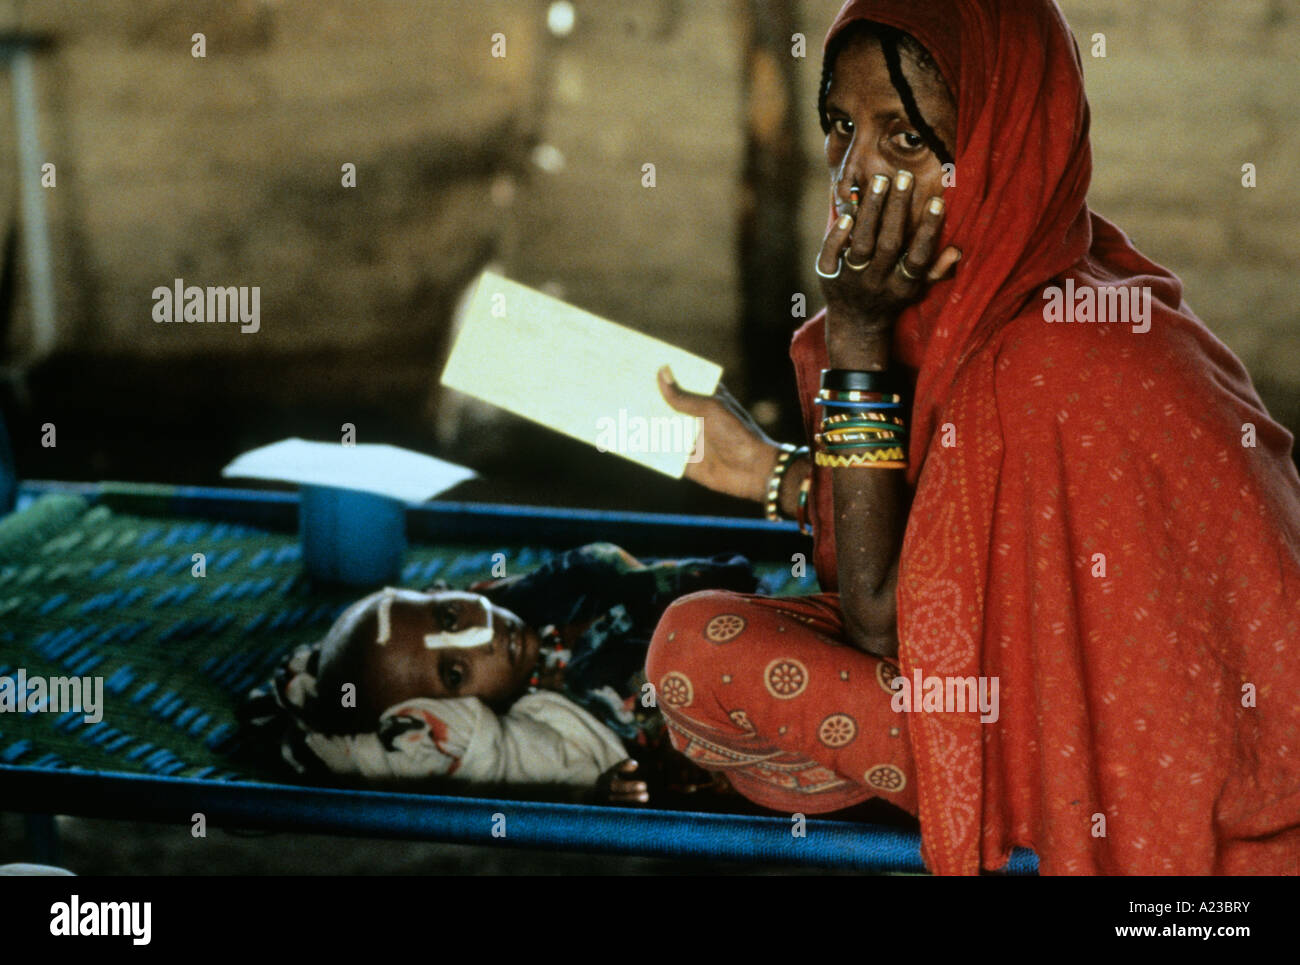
[11, 45, 56, 360]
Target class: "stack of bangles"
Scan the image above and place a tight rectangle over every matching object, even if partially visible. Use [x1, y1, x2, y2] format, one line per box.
[813, 368, 908, 469]
[761, 369, 907, 532]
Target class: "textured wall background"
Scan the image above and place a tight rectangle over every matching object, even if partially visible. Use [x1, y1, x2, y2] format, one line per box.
[0, 0, 1294, 496]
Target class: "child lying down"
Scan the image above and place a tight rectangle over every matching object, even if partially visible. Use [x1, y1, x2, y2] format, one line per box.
[239, 543, 758, 803]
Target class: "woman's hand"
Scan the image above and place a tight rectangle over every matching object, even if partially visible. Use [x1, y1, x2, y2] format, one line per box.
[817, 171, 961, 345]
[658, 366, 782, 503]
[596, 758, 649, 805]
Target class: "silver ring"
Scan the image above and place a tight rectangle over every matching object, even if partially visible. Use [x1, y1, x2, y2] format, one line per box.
[815, 256, 842, 280]
[895, 255, 923, 281]
[844, 253, 872, 272]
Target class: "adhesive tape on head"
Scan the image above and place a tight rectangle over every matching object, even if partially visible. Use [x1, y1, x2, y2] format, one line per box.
[372, 588, 495, 650]
[375, 588, 397, 645]
[424, 594, 493, 650]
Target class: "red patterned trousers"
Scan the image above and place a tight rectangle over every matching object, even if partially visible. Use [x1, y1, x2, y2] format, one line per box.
[646, 590, 918, 816]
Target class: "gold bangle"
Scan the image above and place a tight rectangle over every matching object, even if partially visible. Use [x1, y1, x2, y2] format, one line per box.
[816, 388, 902, 402]
[815, 430, 902, 446]
[764, 444, 807, 521]
[821, 411, 905, 427]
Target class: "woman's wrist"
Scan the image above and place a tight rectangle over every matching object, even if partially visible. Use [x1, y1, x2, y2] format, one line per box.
[827, 331, 891, 370]
[826, 305, 894, 370]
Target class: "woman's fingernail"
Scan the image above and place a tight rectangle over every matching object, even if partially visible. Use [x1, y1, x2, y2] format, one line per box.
[928, 197, 945, 216]
[895, 170, 914, 191]
[871, 174, 890, 194]
[836, 213, 854, 230]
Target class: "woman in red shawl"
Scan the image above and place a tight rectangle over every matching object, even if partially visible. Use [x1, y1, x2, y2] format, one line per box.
[649, 0, 1300, 875]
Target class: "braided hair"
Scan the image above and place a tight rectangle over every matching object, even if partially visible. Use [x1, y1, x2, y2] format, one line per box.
[818, 20, 954, 169]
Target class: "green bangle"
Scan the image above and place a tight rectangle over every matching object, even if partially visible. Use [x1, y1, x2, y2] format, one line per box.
[822, 440, 906, 451]
[818, 419, 907, 433]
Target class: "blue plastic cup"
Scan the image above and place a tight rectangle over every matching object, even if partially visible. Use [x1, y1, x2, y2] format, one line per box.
[299, 484, 406, 586]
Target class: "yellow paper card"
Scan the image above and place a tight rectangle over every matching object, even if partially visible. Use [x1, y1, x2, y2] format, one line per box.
[440, 272, 722, 478]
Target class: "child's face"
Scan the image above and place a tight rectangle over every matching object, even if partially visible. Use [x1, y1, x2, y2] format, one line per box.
[321, 588, 542, 718]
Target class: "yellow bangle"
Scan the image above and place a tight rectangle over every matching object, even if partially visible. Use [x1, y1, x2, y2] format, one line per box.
[814, 449, 908, 468]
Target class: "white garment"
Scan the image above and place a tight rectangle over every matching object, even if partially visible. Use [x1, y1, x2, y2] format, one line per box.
[304, 690, 627, 787]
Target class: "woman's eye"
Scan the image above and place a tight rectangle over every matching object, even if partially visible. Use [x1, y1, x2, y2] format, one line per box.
[444, 664, 464, 690]
[893, 131, 924, 151]
[832, 118, 853, 136]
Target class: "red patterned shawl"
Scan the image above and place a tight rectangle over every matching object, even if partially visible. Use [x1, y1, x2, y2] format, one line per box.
[792, 0, 1300, 874]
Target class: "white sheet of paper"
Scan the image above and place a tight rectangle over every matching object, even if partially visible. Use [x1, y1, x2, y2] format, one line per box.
[440, 271, 722, 478]
[221, 438, 477, 503]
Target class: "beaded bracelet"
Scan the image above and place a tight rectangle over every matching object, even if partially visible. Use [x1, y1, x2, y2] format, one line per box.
[764, 444, 809, 522]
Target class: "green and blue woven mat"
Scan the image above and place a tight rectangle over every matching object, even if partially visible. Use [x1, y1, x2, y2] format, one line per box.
[0, 491, 815, 785]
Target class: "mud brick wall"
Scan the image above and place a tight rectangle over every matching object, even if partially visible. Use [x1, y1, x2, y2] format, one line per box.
[0, 0, 1294, 488]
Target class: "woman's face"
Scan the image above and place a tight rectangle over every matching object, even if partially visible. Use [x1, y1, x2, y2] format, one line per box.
[321, 588, 542, 717]
[824, 32, 956, 235]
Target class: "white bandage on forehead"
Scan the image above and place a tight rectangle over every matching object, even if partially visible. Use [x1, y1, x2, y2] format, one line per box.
[372, 588, 494, 649]
[423, 591, 493, 650]
[375, 588, 398, 645]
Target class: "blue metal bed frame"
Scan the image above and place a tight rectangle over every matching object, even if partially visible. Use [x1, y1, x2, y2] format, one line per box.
[0, 479, 1040, 874]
